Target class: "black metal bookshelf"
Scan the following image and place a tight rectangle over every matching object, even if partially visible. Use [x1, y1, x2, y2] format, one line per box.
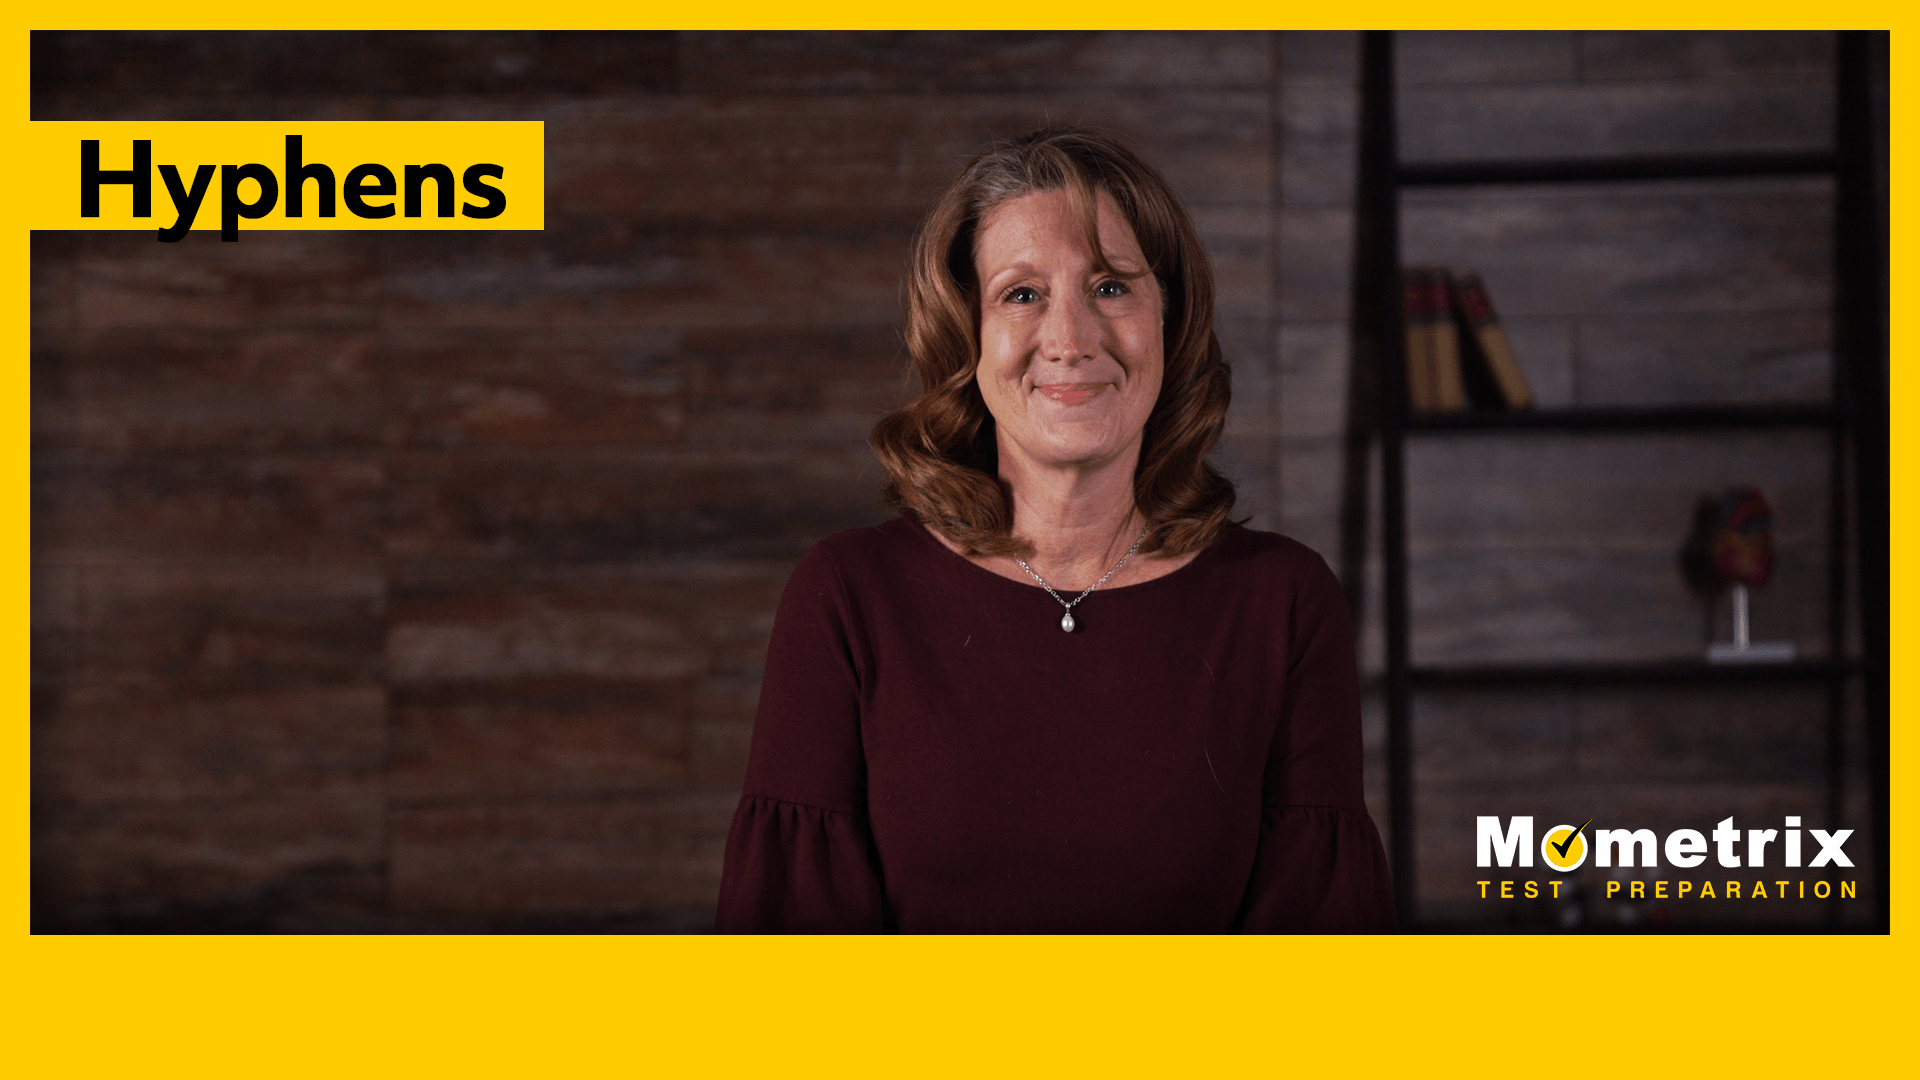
[1409, 659, 1858, 690]
[1398, 151, 1837, 188]
[1405, 404, 1847, 434]
[1354, 31, 1887, 931]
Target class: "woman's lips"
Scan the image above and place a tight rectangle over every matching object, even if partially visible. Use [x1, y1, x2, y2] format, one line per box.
[1036, 382, 1106, 406]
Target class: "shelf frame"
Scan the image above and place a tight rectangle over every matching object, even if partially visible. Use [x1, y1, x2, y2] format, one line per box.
[1396, 151, 1837, 188]
[1407, 659, 1859, 690]
[1404, 404, 1846, 433]
[1354, 31, 1885, 932]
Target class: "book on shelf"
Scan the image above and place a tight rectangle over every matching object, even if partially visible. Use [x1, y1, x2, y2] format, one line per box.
[1402, 266, 1464, 410]
[1450, 269, 1533, 411]
[1400, 266, 1534, 413]
[1426, 270, 1468, 410]
[1402, 267, 1438, 410]
[1402, 266, 1465, 411]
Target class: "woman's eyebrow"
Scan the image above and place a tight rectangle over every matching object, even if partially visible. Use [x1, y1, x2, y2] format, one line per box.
[981, 261, 1040, 288]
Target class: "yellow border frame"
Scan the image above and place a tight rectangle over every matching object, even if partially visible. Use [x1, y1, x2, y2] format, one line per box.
[12, 9, 1908, 1075]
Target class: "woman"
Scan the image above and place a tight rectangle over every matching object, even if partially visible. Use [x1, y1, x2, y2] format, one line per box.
[715, 127, 1395, 932]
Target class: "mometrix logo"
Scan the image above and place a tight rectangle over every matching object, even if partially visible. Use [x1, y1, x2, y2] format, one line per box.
[1477, 815, 1854, 871]
[1475, 815, 1859, 902]
[1540, 819, 1592, 871]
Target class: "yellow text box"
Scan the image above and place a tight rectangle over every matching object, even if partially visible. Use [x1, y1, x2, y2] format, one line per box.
[27, 120, 543, 235]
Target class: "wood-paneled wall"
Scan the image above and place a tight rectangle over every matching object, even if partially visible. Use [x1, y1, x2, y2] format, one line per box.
[33, 31, 1281, 931]
[32, 31, 1867, 930]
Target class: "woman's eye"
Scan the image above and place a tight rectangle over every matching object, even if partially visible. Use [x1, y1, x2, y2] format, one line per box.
[1005, 286, 1040, 304]
[1094, 280, 1129, 299]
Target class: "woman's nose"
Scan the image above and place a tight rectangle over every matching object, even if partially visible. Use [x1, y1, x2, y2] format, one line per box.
[1038, 289, 1099, 364]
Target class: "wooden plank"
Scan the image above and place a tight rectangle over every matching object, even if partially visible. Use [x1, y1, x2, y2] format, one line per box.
[1399, 77, 1834, 163]
[1574, 311, 1831, 406]
[1279, 31, 1359, 87]
[680, 31, 1271, 93]
[387, 790, 738, 916]
[1396, 31, 1577, 85]
[1278, 82, 1358, 207]
[35, 685, 384, 803]
[31, 556, 385, 691]
[390, 680, 694, 802]
[34, 327, 383, 451]
[30, 233, 78, 328]
[33, 788, 384, 905]
[1211, 435, 1276, 533]
[375, 227, 913, 332]
[1404, 429, 1831, 546]
[1278, 321, 1349, 443]
[1188, 205, 1273, 317]
[388, 555, 788, 628]
[32, 30, 677, 104]
[1275, 435, 1347, 561]
[1400, 177, 1833, 318]
[33, 89, 389, 121]
[1577, 30, 1835, 81]
[35, 450, 385, 561]
[1497, 316, 1577, 407]
[1411, 683, 1828, 785]
[1406, 546, 1830, 666]
[388, 613, 709, 685]
[385, 445, 890, 562]
[688, 672, 762, 788]
[388, 561, 786, 679]
[386, 562, 783, 806]
[543, 91, 1271, 225]
[1277, 206, 1355, 322]
[66, 231, 379, 330]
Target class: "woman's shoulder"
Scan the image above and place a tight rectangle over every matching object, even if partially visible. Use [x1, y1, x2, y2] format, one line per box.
[775, 517, 967, 632]
[1202, 523, 1339, 583]
[1181, 524, 1348, 617]
[1198, 525, 1353, 640]
[808, 515, 934, 562]
[790, 516, 944, 586]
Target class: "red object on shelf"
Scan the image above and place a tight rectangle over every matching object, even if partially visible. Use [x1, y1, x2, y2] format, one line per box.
[1711, 487, 1775, 588]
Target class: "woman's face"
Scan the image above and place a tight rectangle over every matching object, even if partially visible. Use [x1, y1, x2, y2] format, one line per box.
[972, 188, 1164, 477]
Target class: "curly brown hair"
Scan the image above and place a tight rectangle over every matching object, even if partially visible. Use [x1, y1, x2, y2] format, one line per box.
[869, 126, 1236, 558]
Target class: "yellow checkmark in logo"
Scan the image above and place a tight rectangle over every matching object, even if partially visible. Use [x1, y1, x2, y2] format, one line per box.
[1540, 819, 1591, 871]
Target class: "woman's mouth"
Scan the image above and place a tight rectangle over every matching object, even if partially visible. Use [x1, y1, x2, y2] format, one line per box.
[1036, 382, 1106, 406]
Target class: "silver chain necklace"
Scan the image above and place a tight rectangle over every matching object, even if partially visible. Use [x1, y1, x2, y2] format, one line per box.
[1014, 525, 1150, 633]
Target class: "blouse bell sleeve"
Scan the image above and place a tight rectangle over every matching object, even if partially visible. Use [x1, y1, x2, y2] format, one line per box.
[714, 544, 889, 933]
[1235, 554, 1398, 933]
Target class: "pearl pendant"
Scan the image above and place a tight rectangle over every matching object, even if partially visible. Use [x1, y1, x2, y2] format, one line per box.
[1060, 611, 1076, 633]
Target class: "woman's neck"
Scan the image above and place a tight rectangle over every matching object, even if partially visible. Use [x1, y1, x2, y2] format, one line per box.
[999, 461, 1142, 591]
[967, 429, 1157, 590]
[925, 435, 1201, 592]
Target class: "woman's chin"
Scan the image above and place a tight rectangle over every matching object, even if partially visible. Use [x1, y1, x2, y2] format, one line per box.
[1013, 430, 1135, 472]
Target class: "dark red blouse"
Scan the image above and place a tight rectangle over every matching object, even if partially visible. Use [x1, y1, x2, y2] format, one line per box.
[715, 517, 1396, 933]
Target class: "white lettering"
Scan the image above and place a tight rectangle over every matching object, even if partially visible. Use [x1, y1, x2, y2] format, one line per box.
[1476, 816, 1533, 868]
[1712, 816, 1742, 868]
[1809, 829, 1854, 868]
[1595, 828, 1657, 868]
[1665, 829, 1708, 868]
